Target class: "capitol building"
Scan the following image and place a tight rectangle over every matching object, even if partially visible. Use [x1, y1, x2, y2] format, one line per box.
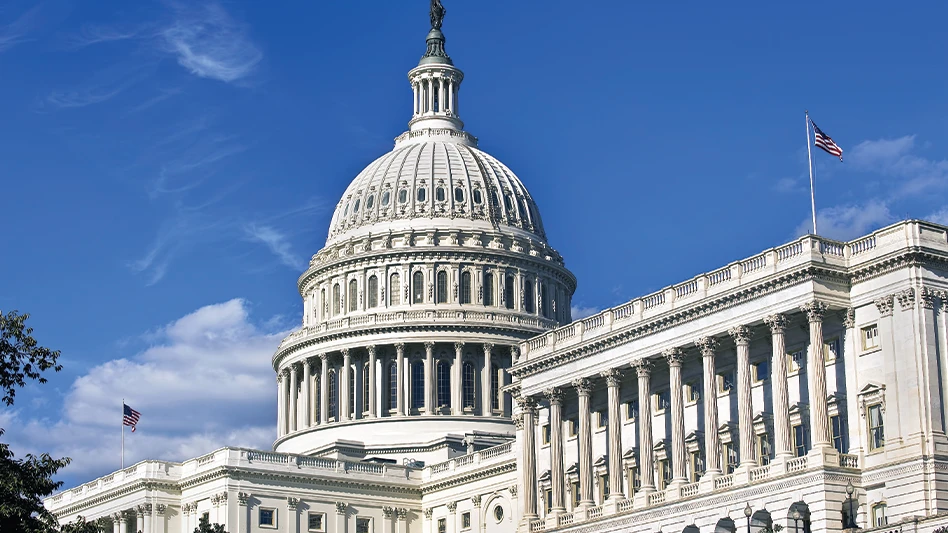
[46, 5, 948, 533]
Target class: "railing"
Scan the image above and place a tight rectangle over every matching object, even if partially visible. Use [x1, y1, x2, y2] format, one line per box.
[583, 314, 605, 331]
[247, 451, 292, 464]
[776, 241, 804, 261]
[555, 325, 575, 342]
[749, 464, 771, 482]
[839, 453, 859, 469]
[455, 454, 475, 467]
[616, 498, 634, 513]
[345, 462, 384, 474]
[423, 441, 515, 479]
[588, 505, 603, 519]
[742, 254, 767, 274]
[642, 293, 665, 311]
[614, 303, 634, 320]
[820, 241, 845, 257]
[297, 456, 336, 469]
[481, 442, 513, 459]
[530, 518, 546, 532]
[786, 456, 809, 472]
[851, 235, 876, 255]
[680, 482, 699, 497]
[714, 474, 734, 489]
[558, 513, 574, 526]
[675, 280, 698, 298]
[708, 267, 732, 286]
[647, 491, 666, 505]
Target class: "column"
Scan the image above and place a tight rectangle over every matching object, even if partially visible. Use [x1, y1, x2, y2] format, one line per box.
[601, 369, 624, 500]
[111, 513, 121, 533]
[383, 508, 394, 533]
[663, 348, 687, 484]
[319, 354, 329, 424]
[341, 349, 351, 420]
[396, 508, 408, 533]
[695, 337, 721, 476]
[573, 378, 595, 507]
[367, 345, 377, 418]
[302, 358, 312, 428]
[447, 502, 457, 532]
[277, 372, 285, 437]
[545, 387, 566, 514]
[482, 344, 494, 416]
[438, 78, 445, 113]
[412, 83, 419, 115]
[137, 505, 152, 533]
[517, 396, 539, 522]
[802, 300, 832, 449]
[447, 80, 454, 114]
[335, 502, 347, 533]
[287, 498, 300, 533]
[395, 343, 406, 416]
[453, 342, 464, 414]
[118, 513, 128, 533]
[425, 342, 435, 415]
[155, 504, 167, 533]
[289, 364, 299, 433]
[633, 359, 655, 492]
[427, 78, 434, 113]
[729, 326, 755, 467]
[765, 314, 793, 459]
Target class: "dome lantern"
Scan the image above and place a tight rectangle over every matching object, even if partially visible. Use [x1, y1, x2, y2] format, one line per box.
[406, 3, 465, 137]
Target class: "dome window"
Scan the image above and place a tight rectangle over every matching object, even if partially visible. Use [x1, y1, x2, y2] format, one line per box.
[398, 189, 408, 204]
[417, 187, 427, 202]
[381, 191, 390, 206]
[503, 195, 513, 212]
[473, 189, 483, 204]
[436, 187, 446, 202]
[353, 199, 361, 213]
[436, 271, 448, 303]
[343, 203, 350, 216]
[490, 191, 499, 207]
[454, 187, 464, 203]
[366, 195, 375, 209]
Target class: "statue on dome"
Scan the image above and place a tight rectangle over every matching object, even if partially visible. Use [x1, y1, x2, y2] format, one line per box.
[430, 0, 446, 30]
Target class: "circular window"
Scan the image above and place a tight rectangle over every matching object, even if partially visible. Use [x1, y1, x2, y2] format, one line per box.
[493, 506, 504, 522]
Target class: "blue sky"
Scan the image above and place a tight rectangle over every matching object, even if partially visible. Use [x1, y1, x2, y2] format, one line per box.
[2, 0, 946, 488]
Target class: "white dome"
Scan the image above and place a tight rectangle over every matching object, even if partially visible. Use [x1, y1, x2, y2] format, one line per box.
[326, 138, 547, 247]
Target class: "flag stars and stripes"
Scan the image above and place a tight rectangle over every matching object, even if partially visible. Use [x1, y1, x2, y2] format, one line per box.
[812, 120, 844, 161]
[123, 403, 141, 432]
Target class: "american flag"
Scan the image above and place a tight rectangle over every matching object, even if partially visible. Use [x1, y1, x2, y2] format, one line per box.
[812, 120, 844, 161]
[123, 403, 141, 432]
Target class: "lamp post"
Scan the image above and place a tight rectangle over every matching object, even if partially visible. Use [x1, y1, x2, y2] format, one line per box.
[846, 479, 856, 529]
[791, 509, 802, 533]
[744, 503, 753, 533]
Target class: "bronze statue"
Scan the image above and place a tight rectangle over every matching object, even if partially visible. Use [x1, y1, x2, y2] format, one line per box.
[430, 0, 446, 30]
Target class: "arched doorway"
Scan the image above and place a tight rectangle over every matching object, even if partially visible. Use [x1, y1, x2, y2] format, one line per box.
[715, 517, 737, 533]
[787, 501, 811, 533]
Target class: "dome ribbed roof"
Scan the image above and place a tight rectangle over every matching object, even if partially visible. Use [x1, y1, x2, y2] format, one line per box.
[326, 140, 547, 246]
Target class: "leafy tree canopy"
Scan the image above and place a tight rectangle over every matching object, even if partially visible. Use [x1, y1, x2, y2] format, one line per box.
[195, 515, 228, 533]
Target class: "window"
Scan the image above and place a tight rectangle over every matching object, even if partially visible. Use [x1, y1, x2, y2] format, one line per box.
[437, 361, 450, 408]
[503, 194, 513, 211]
[411, 361, 425, 410]
[524, 281, 535, 313]
[362, 364, 370, 414]
[793, 424, 807, 457]
[627, 466, 641, 494]
[832, 414, 846, 453]
[653, 391, 670, 411]
[367, 276, 378, 308]
[455, 187, 464, 202]
[259, 508, 276, 527]
[598, 474, 609, 503]
[398, 189, 408, 204]
[473, 189, 483, 204]
[625, 400, 638, 421]
[366, 195, 374, 209]
[484, 272, 494, 306]
[389, 363, 398, 410]
[570, 480, 581, 508]
[308, 512, 325, 532]
[460, 271, 472, 304]
[461, 511, 471, 529]
[757, 433, 772, 466]
[437, 518, 447, 533]
[658, 459, 671, 489]
[353, 198, 360, 213]
[493, 505, 504, 522]
[504, 275, 515, 309]
[862, 324, 880, 350]
[343, 202, 349, 216]
[868, 404, 885, 450]
[544, 489, 553, 514]
[413, 271, 425, 304]
[328, 370, 338, 420]
[320, 289, 325, 320]
[417, 187, 427, 202]
[687, 383, 700, 403]
[389, 273, 401, 306]
[787, 349, 804, 373]
[539, 283, 549, 318]
[690, 451, 704, 482]
[489, 190, 499, 207]
[381, 191, 390, 206]
[753, 361, 769, 382]
[313, 375, 320, 419]
[723, 442, 738, 474]
[824, 337, 840, 361]
[356, 517, 371, 533]
[541, 423, 551, 445]
[348, 279, 358, 312]
[717, 372, 734, 393]
[566, 418, 578, 437]
[436, 271, 448, 303]
[349, 367, 356, 416]
[872, 503, 888, 527]
[463, 362, 476, 409]
[436, 187, 446, 201]
[596, 410, 607, 429]
[490, 364, 500, 411]
[332, 284, 341, 315]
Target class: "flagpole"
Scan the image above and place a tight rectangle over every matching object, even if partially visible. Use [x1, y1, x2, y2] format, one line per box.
[805, 110, 818, 235]
[121, 398, 125, 470]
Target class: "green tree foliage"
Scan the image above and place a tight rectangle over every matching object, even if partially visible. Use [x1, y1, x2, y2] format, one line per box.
[194, 515, 228, 533]
[59, 516, 103, 533]
[0, 310, 69, 533]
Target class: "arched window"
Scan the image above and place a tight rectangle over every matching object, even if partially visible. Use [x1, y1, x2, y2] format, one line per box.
[503, 195, 513, 212]
[348, 279, 358, 312]
[412, 271, 425, 304]
[389, 362, 398, 411]
[320, 288, 326, 320]
[436, 187, 446, 201]
[367, 275, 378, 308]
[366, 195, 374, 209]
[473, 189, 483, 204]
[411, 361, 425, 410]
[381, 191, 390, 206]
[313, 374, 320, 423]
[389, 273, 401, 306]
[437, 361, 450, 408]
[463, 361, 476, 409]
[454, 187, 464, 203]
[417, 187, 427, 202]
[483, 272, 494, 306]
[491, 364, 500, 411]
[518, 199, 528, 221]
[398, 189, 408, 204]
[460, 271, 472, 304]
[540, 283, 549, 318]
[349, 367, 356, 417]
[332, 284, 341, 315]
[328, 370, 338, 420]
[505, 275, 515, 310]
[436, 271, 448, 303]
[343, 202, 349, 216]
[433, 84, 440, 112]
[362, 364, 370, 415]
[524, 280, 535, 313]
[489, 190, 499, 207]
[354, 198, 361, 213]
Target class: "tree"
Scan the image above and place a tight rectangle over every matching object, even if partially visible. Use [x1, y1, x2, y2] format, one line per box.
[0, 310, 67, 533]
[194, 514, 228, 533]
[59, 516, 102, 533]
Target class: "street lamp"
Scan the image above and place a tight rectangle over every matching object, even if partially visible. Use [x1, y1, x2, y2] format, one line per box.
[846, 479, 856, 529]
[791, 508, 802, 533]
[744, 503, 753, 533]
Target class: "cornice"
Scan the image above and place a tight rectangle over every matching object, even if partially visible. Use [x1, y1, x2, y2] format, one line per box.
[420, 459, 516, 494]
[222, 467, 422, 496]
[53, 480, 180, 519]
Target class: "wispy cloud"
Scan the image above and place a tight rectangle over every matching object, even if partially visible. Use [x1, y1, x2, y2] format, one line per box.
[125, 87, 182, 114]
[244, 224, 306, 271]
[571, 305, 601, 320]
[849, 135, 948, 196]
[68, 23, 143, 48]
[160, 3, 261, 83]
[0, 5, 41, 53]
[42, 62, 152, 110]
[794, 199, 895, 241]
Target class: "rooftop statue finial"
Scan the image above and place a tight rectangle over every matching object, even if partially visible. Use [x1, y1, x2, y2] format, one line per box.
[430, 0, 446, 30]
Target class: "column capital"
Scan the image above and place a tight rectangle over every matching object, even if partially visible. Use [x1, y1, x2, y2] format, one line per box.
[424, 341, 435, 350]
[728, 325, 753, 344]
[136, 503, 152, 516]
[383, 506, 395, 519]
[287, 497, 300, 510]
[516, 395, 538, 415]
[695, 336, 719, 356]
[303, 357, 313, 370]
[483, 342, 494, 354]
[842, 307, 856, 329]
[632, 358, 653, 377]
[572, 377, 593, 395]
[424, 508, 433, 519]
[874, 295, 895, 317]
[238, 492, 250, 506]
[340, 347, 350, 358]
[512, 412, 524, 429]
[279, 368, 290, 379]
[600, 368, 622, 387]
[366, 344, 377, 356]
[764, 313, 790, 333]
[318, 352, 329, 362]
[543, 387, 564, 405]
[447, 501, 458, 513]
[800, 300, 828, 322]
[510, 484, 519, 497]
[662, 347, 685, 367]
[471, 495, 482, 507]
[396, 508, 408, 520]
[395, 342, 406, 354]
[897, 288, 916, 311]
[454, 341, 465, 352]
[920, 287, 937, 309]
[335, 502, 348, 515]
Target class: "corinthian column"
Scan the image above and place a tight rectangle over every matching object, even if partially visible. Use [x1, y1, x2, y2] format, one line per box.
[341, 348, 351, 420]
[302, 359, 313, 428]
[367, 345, 377, 418]
[453, 342, 464, 414]
[277, 372, 286, 437]
[545, 387, 566, 514]
[601, 368, 624, 499]
[633, 359, 655, 492]
[395, 343, 406, 416]
[319, 354, 329, 424]
[802, 301, 831, 448]
[765, 314, 793, 459]
[729, 326, 755, 467]
[517, 396, 539, 522]
[425, 342, 436, 415]
[573, 378, 594, 507]
[482, 343, 494, 416]
[695, 337, 721, 476]
[289, 364, 299, 433]
[663, 348, 687, 484]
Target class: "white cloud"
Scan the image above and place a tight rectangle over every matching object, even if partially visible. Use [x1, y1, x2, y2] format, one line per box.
[794, 200, 895, 241]
[244, 224, 306, 271]
[571, 305, 601, 320]
[0, 5, 41, 53]
[161, 3, 261, 83]
[926, 207, 948, 227]
[2, 299, 283, 483]
[848, 135, 948, 196]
